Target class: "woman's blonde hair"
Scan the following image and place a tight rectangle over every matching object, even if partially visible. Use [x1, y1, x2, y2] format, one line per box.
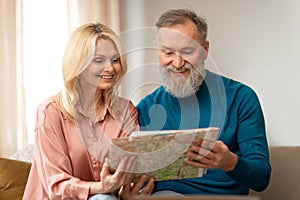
[56, 22, 127, 121]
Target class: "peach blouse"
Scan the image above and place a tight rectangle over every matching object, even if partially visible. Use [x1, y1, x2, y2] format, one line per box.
[23, 95, 139, 200]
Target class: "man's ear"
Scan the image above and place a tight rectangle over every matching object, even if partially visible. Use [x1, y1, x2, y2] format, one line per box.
[204, 40, 209, 59]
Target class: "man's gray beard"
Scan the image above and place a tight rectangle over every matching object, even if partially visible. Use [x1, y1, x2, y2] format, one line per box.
[159, 63, 206, 98]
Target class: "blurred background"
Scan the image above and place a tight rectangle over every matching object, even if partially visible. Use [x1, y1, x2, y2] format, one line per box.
[1, 0, 299, 158]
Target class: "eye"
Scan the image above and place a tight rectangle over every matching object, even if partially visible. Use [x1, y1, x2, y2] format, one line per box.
[111, 57, 120, 64]
[181, 49, 194, 55]
[161, 49, 174, 56]
[94, 58, 104, 64]
[182, 51, 192, 55]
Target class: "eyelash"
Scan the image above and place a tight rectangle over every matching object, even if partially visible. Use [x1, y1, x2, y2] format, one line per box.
[162, 50, 193, 56]
[162, 50, 174, 56]
[94, 59, 104, 64]
[111, 57, 120, 63]
[182, 51, 192, 55]
[94, 57, 120, 64]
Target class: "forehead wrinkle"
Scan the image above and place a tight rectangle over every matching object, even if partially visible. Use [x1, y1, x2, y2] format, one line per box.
[158, 34, 201, 52]
[158, 20, 203, 45]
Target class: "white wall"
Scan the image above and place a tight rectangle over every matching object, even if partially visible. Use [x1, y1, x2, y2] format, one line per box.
[120, 0, 300, 146]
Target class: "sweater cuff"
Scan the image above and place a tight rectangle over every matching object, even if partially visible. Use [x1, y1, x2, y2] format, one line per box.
[226, 156, 250, 178]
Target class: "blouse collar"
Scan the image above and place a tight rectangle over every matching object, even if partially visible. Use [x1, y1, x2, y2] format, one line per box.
[76, 102, 116, 122]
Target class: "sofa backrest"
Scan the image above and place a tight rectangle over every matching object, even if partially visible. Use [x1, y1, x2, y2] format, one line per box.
[250, 146, 300, 200]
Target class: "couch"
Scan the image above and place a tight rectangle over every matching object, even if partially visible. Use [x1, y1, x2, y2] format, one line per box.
[1, 146, 299, 200]
[0, 144, 33, 200]
[0, 158, 31, 200]
[249, 146, 300, 200]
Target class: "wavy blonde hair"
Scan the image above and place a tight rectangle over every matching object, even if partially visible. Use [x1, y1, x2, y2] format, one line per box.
[56, 22, 127, 121]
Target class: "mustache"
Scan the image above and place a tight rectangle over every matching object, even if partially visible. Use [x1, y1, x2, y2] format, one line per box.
[164, 63, 193, 73]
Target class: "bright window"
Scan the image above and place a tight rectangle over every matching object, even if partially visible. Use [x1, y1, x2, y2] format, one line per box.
[23, 0, 69, 143]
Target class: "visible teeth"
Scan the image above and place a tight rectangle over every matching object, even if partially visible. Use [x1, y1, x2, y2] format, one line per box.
[99, 75, 113, 79]
[172, 69, 187, 73]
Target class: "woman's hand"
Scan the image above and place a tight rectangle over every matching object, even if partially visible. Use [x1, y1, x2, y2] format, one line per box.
[90, 156, 137, 195]
[119, 174, 155, 200]
[186, 140, 238, 172]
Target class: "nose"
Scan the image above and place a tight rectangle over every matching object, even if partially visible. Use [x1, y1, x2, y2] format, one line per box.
[172, 53, 184, 68]
[104, 62, 114, 72]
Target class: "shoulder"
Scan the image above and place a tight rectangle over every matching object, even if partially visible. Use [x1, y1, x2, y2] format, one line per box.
[113, 97, 139, 124]
[114, 97, 138, 117]
[225, 78, 258, 101]
[37, 95, 59, 113]
[116, 96, 135, 108]
[36, 95, 64, 125]
[207, 71, 258, 99]
[136, 86, 168, 107]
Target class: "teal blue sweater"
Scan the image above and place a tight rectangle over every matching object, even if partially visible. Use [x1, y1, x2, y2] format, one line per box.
[136, 70, 271, 194]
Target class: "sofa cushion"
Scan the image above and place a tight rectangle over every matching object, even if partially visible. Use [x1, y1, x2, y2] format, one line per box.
[0, 157, 31, 200]
[10, 144, 34, 163]
[250, 146, 300, 200]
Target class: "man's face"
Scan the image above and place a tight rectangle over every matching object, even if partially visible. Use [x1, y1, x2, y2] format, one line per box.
[157, 20, 209, 98]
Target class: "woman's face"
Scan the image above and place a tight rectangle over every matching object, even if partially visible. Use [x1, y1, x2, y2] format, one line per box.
[79, 38, 122, 91]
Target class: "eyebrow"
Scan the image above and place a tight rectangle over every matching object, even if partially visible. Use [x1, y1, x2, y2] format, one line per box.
[159, 45, 174, 51]
[93, 53, 120, 58]
[159, 45, 195, 52]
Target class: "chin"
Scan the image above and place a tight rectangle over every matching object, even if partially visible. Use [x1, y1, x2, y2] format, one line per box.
[97, 83, 114, 90]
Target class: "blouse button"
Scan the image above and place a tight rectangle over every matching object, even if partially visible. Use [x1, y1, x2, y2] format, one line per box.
[93, 160, 97, 164]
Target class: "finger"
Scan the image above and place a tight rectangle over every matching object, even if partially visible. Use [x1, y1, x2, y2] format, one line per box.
[186, 150, 200, 161]
[187, 147, 210, 160]
[202, 140, 217, 151]
[119, 183, 132, 200]
[186, 158, 207, 168]
[131, 174, 147, 194]
[190, 144, 201, 153]
[187, 149, 213, 167]
[122, 180, 133, 193]
[198, 147, 211, 159]
[123, 172, 136, 185]
[190, 143, 213, 159]
[192, 138, 204, 146]
[119, 156, 137, 183]
[113, 156, 130, 183]
[132, 174, 147, 194]
[117, 156, 130, 172]
[140, 176, 155, 195]
[125, 156, 138, 173]
[100, 157, 111, 178]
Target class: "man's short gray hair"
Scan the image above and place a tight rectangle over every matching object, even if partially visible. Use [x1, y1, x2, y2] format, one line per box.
[155, 8, 208, 42]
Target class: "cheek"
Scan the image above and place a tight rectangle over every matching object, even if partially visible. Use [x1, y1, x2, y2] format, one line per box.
[158, 55, 172, 66]
[184, 54, 203, 66]
[114, 64, 122, 74]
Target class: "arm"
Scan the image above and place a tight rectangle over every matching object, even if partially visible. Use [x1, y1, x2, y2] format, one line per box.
[226, 88, 271, 191]
[35, 103, 135, 199]
[34, 103, 92, 199]
[187, 87, 271, 191]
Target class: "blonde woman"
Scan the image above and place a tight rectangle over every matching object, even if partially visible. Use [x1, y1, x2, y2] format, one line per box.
[23, 23, 154, 200]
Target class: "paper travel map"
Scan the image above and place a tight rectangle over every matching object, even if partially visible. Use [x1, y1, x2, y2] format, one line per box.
[109, 127, 220, 181]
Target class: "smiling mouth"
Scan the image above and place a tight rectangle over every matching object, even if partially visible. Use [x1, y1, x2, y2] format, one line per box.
[98, 75, 113, 79]
[169, 68, 188, 73]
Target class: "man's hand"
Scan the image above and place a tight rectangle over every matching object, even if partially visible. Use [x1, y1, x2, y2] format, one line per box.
[119, 174, 155, 200]
[186, 140, 238, 172]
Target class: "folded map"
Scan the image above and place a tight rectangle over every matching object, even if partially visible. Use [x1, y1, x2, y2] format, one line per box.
[109, 127, 220, 181]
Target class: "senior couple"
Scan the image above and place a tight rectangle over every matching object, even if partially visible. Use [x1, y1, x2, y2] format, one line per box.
[23, 8, 271, 200]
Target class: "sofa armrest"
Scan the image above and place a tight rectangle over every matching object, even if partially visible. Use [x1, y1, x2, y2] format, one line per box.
[0, 158, 31, 200]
